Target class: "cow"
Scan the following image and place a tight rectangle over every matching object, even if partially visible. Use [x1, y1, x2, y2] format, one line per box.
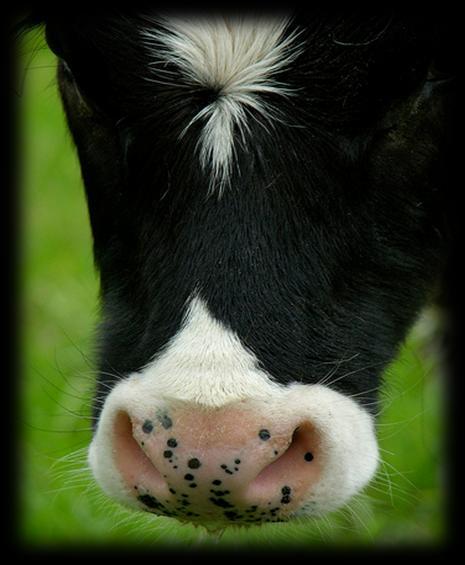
[17, 11, 457, 530]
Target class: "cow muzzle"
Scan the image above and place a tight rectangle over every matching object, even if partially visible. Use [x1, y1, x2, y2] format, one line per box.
[88, 380, 379, 526]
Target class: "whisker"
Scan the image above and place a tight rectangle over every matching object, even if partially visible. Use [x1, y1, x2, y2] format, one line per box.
[316, 352, 361, 387]
[23, 421, 93, 434]
[324, 361, 387, 390]
[33, 367, 92, 402]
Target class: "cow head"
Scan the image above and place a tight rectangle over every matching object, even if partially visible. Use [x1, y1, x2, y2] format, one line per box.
[25, 12, 454, 526]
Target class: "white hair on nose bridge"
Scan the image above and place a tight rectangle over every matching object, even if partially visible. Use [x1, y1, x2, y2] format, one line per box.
[141, 15, 303, 195]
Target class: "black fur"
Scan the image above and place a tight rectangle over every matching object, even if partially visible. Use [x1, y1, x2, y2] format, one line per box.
[18, 12, 457, 421]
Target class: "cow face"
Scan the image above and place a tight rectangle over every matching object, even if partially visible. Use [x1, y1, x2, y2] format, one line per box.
[40, 13, 453, 526]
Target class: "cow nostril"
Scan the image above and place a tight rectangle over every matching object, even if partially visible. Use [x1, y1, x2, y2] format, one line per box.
[113, 411, 166, 495]
[246, 422, 320, 502]
[110, 410, 320, 522]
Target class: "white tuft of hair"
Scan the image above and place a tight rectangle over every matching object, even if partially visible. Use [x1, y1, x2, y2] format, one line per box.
[141, 16, 303, 194]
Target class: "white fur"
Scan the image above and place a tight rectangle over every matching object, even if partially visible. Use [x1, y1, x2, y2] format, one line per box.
[141, 16, 303, 193]
[133, 295, 283, 407]
[89, 296, 379, 518]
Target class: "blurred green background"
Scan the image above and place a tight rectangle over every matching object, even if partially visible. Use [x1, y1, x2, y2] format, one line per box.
[18, 31, 446, 551]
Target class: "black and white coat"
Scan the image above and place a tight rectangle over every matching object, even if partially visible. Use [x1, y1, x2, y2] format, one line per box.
[17, 11, 457, 527]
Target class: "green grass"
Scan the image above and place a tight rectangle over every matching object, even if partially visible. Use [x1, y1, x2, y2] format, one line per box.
[19, 32, 446, 551]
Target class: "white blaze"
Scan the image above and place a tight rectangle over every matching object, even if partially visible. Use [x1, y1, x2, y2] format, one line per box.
[141, 15, 303, 192]
[137, 295, 282, 406]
